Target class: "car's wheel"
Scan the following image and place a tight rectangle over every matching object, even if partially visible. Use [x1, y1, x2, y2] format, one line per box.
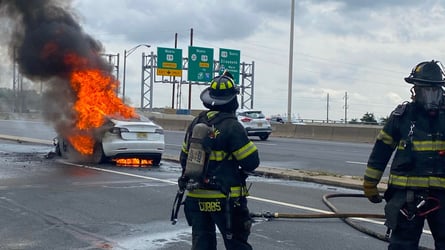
[152, 156, 161, 167]
[91, 143, 106, 164]
[58, 137, 70, 158]
[259, 134, 269, 141]
[54, 140, 61, 156]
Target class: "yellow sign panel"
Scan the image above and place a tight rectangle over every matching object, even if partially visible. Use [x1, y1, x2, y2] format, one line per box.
[162, 62, 177, 68]
[157, 68, 182, 77]
[199, 62, 210, 68]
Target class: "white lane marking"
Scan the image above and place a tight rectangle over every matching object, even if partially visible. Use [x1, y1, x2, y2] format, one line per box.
[254, 142, 277, 146]
[61, 160, 177, 185]
[346, 161, 367, 165]
[61, 160, 431, 235]
[248, 196, 381, 224]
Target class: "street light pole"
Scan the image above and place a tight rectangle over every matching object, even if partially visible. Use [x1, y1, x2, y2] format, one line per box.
[287, 0, 295, 124]
[122, 44, 150, 102]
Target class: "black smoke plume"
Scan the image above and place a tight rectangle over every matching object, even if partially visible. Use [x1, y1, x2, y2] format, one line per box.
[0, 0, 114, 153]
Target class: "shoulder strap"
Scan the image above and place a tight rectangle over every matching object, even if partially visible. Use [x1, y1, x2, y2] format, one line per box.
[206, 112, 237, 126]
[392, 102, 416, 140]
[391, 103, 408, 116]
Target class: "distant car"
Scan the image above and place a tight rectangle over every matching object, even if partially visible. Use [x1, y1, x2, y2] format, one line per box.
[269, 116, 285, 124]
[236, 109, 272, 141]
[55, 114, 165, 166]
[281, 117, 306, 125]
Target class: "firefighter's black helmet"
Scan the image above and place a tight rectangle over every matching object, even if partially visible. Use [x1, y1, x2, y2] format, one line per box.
[405, 60, 445, 86]
[200, 71, 239, 106]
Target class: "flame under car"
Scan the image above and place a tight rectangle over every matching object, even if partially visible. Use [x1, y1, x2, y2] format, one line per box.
[55, 116, 165, 166]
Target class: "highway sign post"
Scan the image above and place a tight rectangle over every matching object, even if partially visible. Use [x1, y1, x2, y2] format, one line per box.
[219, 48, 240, 84]
[187, 46, 214, 82]
[157, 47, 182, 77]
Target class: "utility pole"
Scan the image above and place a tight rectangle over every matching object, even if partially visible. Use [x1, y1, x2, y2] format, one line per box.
[188, 28, 193, 111]
[343, 91, 348, 124]
[326, 93, 329, 123]
[172, 33, 178, 109]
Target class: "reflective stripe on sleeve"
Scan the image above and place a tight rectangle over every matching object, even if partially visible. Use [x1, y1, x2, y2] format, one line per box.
[364, 166, 384, 181]
[377, 130, 395, 147]
[233, 141, 257, 160]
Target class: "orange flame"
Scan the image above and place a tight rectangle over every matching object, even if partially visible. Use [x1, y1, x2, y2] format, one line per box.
[114, 158, 153, 167]
[67, 134, 94, 155]
[64, 53, 137, 155]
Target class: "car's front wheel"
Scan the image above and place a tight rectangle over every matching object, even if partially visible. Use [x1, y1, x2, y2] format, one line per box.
[259, 134, 269, 141]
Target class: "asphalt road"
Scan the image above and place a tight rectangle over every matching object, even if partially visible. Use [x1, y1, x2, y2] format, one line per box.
[164, 130, 376, 177]
[0, 119, 435, 249]
[0, 140, 397, 250]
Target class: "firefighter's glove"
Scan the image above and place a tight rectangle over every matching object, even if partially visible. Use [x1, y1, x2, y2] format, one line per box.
[363, 180, 382, 203]
[178, 176, 189, 191]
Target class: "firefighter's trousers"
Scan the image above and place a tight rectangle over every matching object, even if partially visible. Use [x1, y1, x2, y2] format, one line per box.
[385, 189, 445, 250]
[184, 195, 252, 250]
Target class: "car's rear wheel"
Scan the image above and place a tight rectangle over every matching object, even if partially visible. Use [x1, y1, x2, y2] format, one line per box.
[91, 143, 106, 164]
[152, 156, 161, 167]
[259, 134, 269, 141]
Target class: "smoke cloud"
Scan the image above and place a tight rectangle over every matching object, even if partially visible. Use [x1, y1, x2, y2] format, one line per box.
[0, 0, 115, 144]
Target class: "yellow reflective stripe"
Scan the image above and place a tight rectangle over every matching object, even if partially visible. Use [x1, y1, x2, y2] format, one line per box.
[389, 175, 445, 188]
[211, 81, 217, 89]
[396, 140, 445, 151]
[227, 80, 233, 88]
[377, 130, 395, 147]
[182, 142, 188, 154]
[209, 150, 229, 161]
[220, 82, 227, 89]
[413, 140, 445, 151]
[233, 141, 257, 160]
[186, 186, 249, 198]
[364, 166, 384, 180]
[206, 111, 219, 119]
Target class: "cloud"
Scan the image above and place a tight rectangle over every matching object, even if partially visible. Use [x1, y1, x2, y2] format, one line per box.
[74, 0, 262, 43]
[3, 0, 445, 122]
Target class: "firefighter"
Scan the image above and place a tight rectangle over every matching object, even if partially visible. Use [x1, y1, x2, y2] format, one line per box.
[363, 60, 445, 250]
[178, 71, 260, 250]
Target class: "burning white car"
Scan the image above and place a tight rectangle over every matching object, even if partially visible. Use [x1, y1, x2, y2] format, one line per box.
[55, 114, 165, 166]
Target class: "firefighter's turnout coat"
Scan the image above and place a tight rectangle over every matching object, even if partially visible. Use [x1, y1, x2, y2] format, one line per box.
[180, 110, 259, 197]
[365, 102, 445, 189]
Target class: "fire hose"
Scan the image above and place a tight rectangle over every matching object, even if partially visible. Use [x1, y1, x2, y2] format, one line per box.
[250, 193, 433, 250]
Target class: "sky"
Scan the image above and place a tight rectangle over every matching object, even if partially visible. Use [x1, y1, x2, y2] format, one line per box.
[3, 0, 445, 122]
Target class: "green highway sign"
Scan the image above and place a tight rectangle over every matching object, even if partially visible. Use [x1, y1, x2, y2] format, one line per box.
[187, 46, 214, 82]
[219, 48, 240, 84]
[157, 47, 182, 77]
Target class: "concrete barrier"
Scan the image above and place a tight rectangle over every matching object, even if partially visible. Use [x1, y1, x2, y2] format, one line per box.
[1, 111, 382, 143]
[271, 123, 380, 143]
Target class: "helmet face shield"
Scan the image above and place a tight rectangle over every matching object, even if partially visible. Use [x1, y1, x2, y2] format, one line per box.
[414, 85, 444, 111]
